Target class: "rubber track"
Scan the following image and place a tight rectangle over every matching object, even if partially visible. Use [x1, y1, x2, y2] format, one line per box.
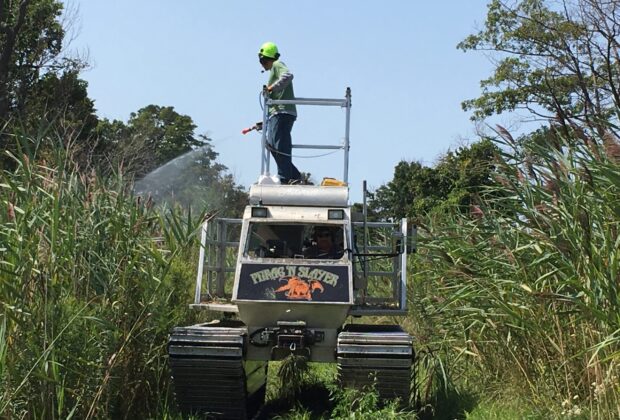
[336, 325, 413, 402]
[168, 324, 266, 419]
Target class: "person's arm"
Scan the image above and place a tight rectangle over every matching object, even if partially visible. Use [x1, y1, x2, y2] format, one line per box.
[268, 62, 293, 92]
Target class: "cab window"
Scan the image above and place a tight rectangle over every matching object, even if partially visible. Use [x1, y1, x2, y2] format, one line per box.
[245, 223, 345, 260]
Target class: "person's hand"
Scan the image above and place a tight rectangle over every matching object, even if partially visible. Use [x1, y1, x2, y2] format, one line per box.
[266, 85, 273, 92]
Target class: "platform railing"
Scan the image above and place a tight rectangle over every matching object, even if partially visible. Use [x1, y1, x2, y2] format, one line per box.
[349, 219, 409, 315]
[260, 87, 352, 183]
[193, 218, 241, 306]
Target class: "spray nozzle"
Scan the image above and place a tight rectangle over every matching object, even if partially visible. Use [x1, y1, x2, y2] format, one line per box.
[241, 121, 263, 135]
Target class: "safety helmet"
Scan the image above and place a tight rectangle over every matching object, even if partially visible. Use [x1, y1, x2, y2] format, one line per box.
[258, 42, 279, 59]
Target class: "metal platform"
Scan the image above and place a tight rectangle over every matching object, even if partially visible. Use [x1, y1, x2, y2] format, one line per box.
[189, 302, 239, 312]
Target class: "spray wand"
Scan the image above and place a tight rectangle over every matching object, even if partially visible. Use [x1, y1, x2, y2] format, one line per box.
[241, 121, 263, 135]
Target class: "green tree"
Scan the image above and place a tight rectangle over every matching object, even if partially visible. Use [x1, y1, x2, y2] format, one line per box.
[458, 0, 620, 133]
[93, 117, 130, 173]
[371, 139, 499, 219]
[0, 0, 95, 169]
[0, 0, 72, 121]
[114, 105, 203, 177]
[371, 161, 443, 219]
[23, 70, 99, 164]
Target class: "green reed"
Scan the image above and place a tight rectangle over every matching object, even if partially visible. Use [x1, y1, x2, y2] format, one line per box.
[0, 141, 202, 418]
[409, 129, 620, 418]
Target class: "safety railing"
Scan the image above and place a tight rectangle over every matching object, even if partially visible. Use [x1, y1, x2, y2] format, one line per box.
[260, 87, 352, 183]
[193, 217, 242, 307]
[349, 219, 410, 316]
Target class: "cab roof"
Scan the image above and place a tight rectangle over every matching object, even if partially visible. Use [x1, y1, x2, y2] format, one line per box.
[248, 184, 349, 207]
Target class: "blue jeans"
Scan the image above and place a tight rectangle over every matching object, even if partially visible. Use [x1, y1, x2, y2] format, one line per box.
[269, 113, 301, 183]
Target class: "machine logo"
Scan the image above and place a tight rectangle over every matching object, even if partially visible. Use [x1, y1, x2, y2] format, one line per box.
[237, 263, 350, 302]
[249, 265, 339, 286]
[275, 276, 325, 300]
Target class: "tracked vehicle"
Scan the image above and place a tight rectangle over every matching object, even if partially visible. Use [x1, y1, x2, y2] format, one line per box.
[168, 89, 416, 418]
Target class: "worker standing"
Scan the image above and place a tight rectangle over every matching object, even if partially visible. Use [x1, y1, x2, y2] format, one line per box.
[258, 42, 303, 185]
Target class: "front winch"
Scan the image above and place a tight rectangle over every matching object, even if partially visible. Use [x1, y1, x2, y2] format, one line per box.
[249, 321, 324, 360]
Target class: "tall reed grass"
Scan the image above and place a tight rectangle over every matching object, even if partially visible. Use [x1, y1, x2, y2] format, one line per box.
[0, 139, 202, 418]
[410, 128, 620, 417]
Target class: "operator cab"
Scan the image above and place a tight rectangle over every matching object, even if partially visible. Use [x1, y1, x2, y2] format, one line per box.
[232, 195, 353, 318]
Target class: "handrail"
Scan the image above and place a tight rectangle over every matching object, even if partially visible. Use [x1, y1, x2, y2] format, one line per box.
[194, 218, 243, 306]
[260, 87, 352, 183]
[400, 218, 407, 311]
[268, 98, 348, 107]
[350, 218, 408, 313]
[194, 219, 209, 305]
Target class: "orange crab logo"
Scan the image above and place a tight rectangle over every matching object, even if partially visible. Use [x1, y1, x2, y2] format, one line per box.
[275, 276, 324, 300]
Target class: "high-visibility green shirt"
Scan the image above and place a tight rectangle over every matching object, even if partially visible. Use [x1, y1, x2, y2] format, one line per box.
[267, 60, 297, 117]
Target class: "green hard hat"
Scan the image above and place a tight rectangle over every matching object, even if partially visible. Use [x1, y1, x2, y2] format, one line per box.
[258, 42, 279, 59]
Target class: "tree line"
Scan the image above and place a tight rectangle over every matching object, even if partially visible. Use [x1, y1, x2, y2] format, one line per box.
[370, 0, 620, 220]
[2, 1, 618, 219]
[0, 0, 245, 215]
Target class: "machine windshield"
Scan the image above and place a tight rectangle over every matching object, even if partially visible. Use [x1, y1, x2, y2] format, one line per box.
[246, 223, 345, 260]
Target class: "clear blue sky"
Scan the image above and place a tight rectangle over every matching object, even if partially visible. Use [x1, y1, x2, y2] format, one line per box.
[67, 0, 497, 202]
